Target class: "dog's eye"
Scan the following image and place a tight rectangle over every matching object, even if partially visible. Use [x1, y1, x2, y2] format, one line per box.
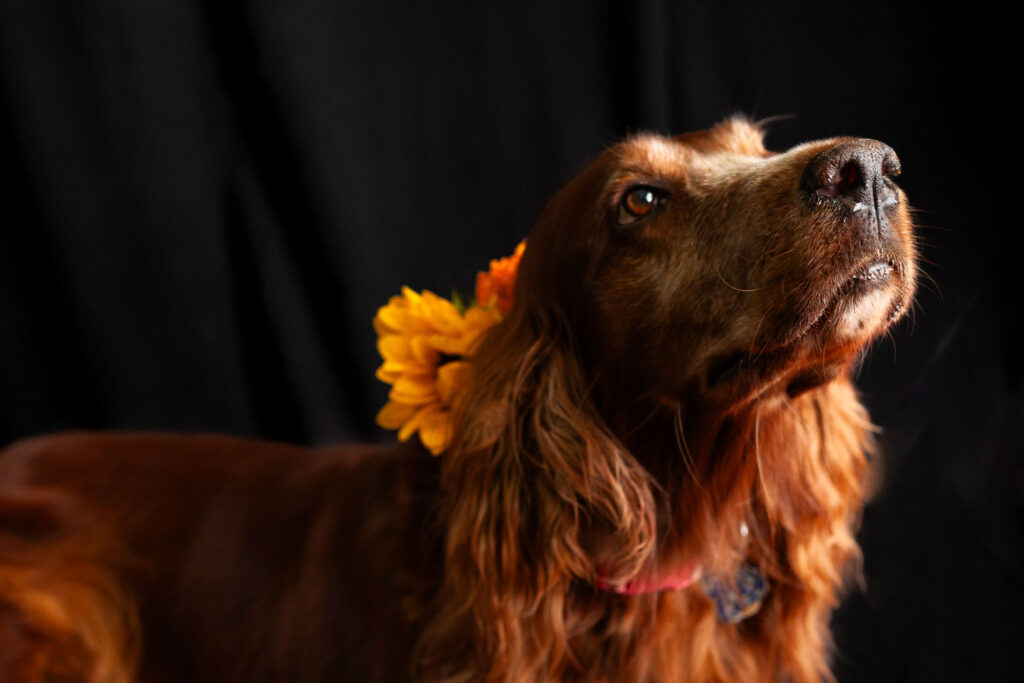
[618, 186, 667, 224]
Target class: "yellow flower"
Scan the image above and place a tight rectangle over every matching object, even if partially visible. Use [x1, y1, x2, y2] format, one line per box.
[374, 243, 526, 455]
[374, 287, 500, 455]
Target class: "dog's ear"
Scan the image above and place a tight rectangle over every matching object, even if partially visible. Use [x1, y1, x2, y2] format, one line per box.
[417, 294, 657, 680]
[722, 378, 873, 683]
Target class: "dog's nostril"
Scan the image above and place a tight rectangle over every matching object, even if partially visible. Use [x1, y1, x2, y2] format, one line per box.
[801, 139, 900, 205]
[815, 161, 860, 198]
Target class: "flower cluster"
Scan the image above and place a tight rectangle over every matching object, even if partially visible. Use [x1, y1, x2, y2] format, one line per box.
[374, 242, 524, 455]
[475, 240, 525, 315]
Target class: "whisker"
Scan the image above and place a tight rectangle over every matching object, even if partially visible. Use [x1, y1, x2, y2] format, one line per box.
[748, 311, 772, 356]
[716, 264, 763, 293]
[673, 406, 704, 492]
[753, 405, 771, 505]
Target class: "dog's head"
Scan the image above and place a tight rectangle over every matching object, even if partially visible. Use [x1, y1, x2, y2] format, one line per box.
[430, 119, 912, 681]
[515, 117, 916, 412]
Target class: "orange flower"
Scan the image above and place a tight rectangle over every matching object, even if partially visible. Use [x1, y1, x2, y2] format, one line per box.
[475, 241, 526, 315]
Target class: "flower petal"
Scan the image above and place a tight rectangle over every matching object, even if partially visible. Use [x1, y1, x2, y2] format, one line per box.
[375, 366, 401, 384]
[418, 409, 453, 455]
[389, 375, 438, 404]
[464, 305, 502, 329]
[375, 362, 434, 385]
[409, 335, 441, 365]
[376, 401, 420, 430]
[398, 404, 440, 442]
[373, 313, 395, 336]
[436, 360, 472, 406]
[377, 334, 414, 362]
[421, 291, 463, 332]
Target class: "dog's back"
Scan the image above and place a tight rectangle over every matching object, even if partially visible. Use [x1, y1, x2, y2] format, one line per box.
[0, 433, 439, 681]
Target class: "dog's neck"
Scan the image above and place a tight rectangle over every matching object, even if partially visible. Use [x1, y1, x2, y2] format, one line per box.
[603, 385, 841, 585]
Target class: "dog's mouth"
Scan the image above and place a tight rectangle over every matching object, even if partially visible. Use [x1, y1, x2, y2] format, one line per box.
[707, 257, 905, 398]
[814, 257, 897, 324]
[779, 255, 903, 347]
[851, 261, 894, 284]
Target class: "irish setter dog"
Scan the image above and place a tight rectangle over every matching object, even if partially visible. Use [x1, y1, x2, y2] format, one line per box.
[0, 118, 915, 682]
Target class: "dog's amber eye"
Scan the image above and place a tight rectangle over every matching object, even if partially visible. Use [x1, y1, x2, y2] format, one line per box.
[618, 186, 666, 224]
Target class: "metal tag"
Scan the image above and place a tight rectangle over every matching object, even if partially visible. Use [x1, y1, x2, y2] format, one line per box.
[700, 563, 769, 623]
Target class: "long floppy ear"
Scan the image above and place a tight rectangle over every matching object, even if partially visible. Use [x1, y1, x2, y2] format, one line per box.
[415, 296, 657, 680]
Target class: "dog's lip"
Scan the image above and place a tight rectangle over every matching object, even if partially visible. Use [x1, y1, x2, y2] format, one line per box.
[796, 257, 897, 337]
[850, 261, 893, 283]
[708, 258, 901, 393]
[829, 256, 897, 306]
[707, 258, 900, 391]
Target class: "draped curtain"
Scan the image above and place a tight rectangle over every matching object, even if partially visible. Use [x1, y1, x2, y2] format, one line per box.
[0, 2, 1015, 679]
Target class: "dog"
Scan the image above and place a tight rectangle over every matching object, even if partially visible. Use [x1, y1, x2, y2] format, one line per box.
[0, 117, 915, 682]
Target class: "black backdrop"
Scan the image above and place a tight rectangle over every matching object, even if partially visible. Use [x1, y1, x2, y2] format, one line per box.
[0, 1, 1018, 680]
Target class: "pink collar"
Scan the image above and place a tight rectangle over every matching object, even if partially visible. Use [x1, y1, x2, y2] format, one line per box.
[595, 563, 701, 595]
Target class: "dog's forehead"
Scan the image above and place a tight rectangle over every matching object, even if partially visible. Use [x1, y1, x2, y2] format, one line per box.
[675, 117, 769, 157]
[617, 135, 686, 168]
[608, 118, 770, 180]
[602, 137, 694, 187]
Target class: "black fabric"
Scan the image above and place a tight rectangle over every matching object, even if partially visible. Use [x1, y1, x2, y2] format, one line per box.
[0, 1, 1016, 678]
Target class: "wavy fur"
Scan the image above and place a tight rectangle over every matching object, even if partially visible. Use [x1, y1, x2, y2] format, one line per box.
[416, 118, 913, 681]
[0, 119, 914, 682]
[415, 290, 875, 682]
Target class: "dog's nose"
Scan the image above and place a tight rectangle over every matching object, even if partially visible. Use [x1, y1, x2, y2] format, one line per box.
[801, 139, 901, 225]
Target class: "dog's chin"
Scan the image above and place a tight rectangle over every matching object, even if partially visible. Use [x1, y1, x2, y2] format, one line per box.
[702, 259, 910, 409]
[789, 256, 902, 342]
[812, 261, 900, 341]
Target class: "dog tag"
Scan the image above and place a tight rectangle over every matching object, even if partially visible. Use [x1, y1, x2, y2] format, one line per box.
[700, 563, 768, 624]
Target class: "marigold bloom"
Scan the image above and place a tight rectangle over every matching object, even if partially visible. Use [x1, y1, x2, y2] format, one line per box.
[374, 287, 499, 455]
[374, 243, 525, 455]
[475, 241, 526, 315]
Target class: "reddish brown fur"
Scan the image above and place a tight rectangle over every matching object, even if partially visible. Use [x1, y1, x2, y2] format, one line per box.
[0, 118, 915, 681]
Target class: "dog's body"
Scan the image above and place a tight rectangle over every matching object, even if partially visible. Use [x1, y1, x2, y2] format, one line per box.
[0, 433, 438, 681]
[0, 119, 915, 682]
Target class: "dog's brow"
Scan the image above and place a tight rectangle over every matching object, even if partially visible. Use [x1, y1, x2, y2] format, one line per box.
[637, 137, 683, 165]
[619, 136, 685, 166]
[606, 139, 691, 189]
